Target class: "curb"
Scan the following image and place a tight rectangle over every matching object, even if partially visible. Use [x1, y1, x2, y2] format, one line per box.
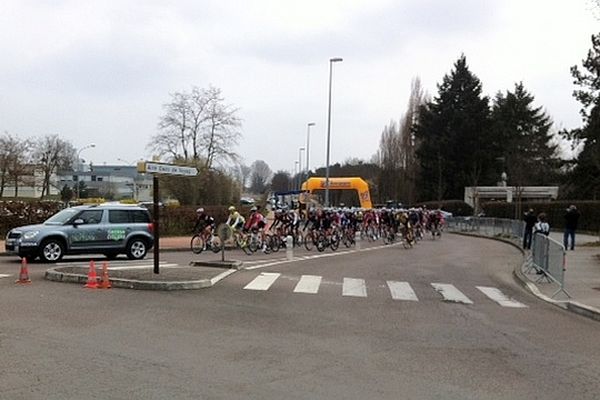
[44, 265, 237, 291]
[450, 231, 600, 322]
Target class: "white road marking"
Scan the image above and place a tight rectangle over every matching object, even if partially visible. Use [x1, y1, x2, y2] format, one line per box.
[387, 281, 419, 301]
[476, 286, 528, 308]
[243, 272, 281, 291]
[431, 283, 473, 304]
[0, 274, 11, 279]
[342, 278, 367, 297]
[293, 275, 322, 294]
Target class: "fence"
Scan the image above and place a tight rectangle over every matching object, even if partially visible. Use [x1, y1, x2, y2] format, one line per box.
[446, 217, 569, 299]
[525, 233, 569, 298]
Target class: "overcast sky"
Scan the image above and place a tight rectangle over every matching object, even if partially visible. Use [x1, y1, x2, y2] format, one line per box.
[1, 0, 598, 173]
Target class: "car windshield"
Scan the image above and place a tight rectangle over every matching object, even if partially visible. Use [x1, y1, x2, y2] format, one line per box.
[44, 208, 80, 225]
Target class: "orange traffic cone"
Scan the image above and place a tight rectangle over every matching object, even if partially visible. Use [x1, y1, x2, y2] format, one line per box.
[15, 258, 31, 284]
[98, 262, 111, 289]
[84, 260, 98, 289]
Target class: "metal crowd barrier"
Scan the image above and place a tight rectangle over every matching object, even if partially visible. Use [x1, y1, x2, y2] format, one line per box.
[524, 233, 570, 298]
[446, 217, 524, 246]
[447, 217, 569, 299]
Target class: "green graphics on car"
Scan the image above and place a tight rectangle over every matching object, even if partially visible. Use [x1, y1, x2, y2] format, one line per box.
[4, 204, 154, 262]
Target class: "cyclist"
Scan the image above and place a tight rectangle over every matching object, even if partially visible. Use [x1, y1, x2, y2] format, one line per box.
[193, 208, 215, 239]
[226, 206, 245, 232]
[244, 206, 270, 252]
[427, 209, 442, 237]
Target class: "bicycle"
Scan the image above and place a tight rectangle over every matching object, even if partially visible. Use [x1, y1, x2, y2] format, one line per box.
[399, 224, 415, 249]
[190, 229, 222, 254]
[382, 225, 397, 245]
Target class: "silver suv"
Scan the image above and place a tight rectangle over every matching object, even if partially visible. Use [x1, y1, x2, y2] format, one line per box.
[5, 204, 154, 262]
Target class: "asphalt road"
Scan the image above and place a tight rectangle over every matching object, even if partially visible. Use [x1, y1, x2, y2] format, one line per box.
[0, 235, 599, 400]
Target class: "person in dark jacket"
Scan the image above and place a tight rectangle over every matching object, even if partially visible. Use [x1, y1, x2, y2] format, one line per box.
[523, 208, 537, 249]
[563, 205, 580, 250]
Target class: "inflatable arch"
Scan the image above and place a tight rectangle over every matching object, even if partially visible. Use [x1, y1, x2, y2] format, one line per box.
[301, 177, 373, 209]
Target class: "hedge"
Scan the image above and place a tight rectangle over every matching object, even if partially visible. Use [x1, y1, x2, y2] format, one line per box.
[482, 201, 600, 233]
[0, 202, 258, 237]
[0, 201, 64, 237]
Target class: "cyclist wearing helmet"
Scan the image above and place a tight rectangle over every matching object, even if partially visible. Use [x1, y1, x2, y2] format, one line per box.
[226, 206, 245, 231]
[193, 208, 215, 236]
[244, 206, 266, 232]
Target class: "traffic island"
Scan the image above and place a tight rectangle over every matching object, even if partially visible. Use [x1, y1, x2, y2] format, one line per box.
[45, 262, 240, 290]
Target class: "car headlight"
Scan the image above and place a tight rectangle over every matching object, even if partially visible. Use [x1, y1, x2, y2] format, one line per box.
[22, 231, 40, 240]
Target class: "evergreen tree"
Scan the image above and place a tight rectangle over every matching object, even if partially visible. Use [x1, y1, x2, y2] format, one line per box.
[415, 55, 492, 200]
[491, 82, 557, 187]
[566, 32, 600, 199]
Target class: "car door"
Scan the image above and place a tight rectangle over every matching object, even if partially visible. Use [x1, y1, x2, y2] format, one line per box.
[106, 209, 131, 250]
[66, 209, 106, 250]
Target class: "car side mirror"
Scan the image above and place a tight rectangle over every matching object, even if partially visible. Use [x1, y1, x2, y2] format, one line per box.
[73, 219, 85, 226]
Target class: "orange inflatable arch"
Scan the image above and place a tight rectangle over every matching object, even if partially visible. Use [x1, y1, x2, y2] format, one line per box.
[300, 177, 373, 209]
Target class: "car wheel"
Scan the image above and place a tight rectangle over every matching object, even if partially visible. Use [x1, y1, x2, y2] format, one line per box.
[39, 239, 65, 263]
[126, 238, 147, 260]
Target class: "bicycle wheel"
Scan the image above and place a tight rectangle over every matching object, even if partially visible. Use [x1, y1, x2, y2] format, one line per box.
[209, 236, 222, 253]
[330, 234, 340, 251]
[316, 234, 327, 252]
[190, 235, 204, 254]
[237, 236, 253, 255]
[248, 235, 259, 253]
[271, 235, 281, 252]
[304, 232, 314, 251]
[294, 232, 304, 248]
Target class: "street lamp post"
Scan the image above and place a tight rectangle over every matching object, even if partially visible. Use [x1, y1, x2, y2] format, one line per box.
[76, 143, 95, 199]
[325, 57, 343, 207]
[294, 161, 299, 191]
[298, 147, 305, 191]
[306, 122, 315, 183]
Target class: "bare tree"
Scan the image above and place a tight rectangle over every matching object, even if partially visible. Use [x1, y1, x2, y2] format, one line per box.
[249, 160, 272, 194]
[375, 77, 426, 204]
[401, 77, 425, 204]
[155, 91, 190, 160]
[233, 163, 252, 191]
[202, 86, 242, 169]
[32, 135, 76, 197]
[0, 133, 31, 197]
[149, 85, 242, 169]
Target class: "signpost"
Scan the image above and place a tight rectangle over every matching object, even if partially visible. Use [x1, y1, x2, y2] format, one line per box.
[216, 223, 232, 262]
[137, 161, 199, 274]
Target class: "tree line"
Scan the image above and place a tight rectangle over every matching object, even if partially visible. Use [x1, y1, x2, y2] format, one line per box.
[373, 32, 600, 205]
[0, 134, 75, 198]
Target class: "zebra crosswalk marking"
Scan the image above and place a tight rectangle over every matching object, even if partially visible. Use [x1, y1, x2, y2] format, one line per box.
[293, 275, 322, 294]
[243, 272, 281, 291]
[236, 273, 526, 308]
[0, 274, 11, 279]
[342, 278, 367, 297]
[431, 283, 473, 304]
[387, 281, 418, 301]
[476, 286, 528, 308]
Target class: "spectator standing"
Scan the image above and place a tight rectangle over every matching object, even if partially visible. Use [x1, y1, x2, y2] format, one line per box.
[563, 205, 580, 250]
[534, 213, 550, 236]
[523, 208, 537, 249]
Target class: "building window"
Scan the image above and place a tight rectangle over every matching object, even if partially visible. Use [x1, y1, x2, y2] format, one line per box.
[73, 175, 78, 182]
[91, 175, 97, 182]
[97, 177, 103, 182]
